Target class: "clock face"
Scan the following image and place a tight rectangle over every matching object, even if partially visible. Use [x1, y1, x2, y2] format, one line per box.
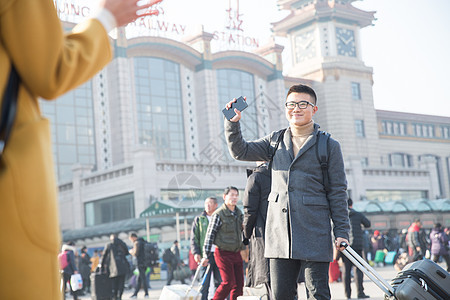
[294, 30, 316, 62]
[336, 27, 356, 57]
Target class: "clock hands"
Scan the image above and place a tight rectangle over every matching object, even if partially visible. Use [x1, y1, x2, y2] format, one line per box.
[298, 36, 314, 49]
[339, 35, 354, 45]
[303, 37, 314, 49]
[336, 28, 356, 57]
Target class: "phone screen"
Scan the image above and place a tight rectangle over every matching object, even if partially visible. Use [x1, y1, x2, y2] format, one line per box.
[222, 96, 248, 120]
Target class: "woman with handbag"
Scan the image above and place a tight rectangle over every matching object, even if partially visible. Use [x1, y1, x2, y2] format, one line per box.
[101, 234, 130, 300]
[430, 223, 450, 272]
[0, 1, 161, 299]
[61, 242, 80, 300]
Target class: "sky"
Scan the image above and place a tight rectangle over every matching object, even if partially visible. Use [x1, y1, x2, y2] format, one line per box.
[159, 0, 450, 117]
[353, 0, 450, 117]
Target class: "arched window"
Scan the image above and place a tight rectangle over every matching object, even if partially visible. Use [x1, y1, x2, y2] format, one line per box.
[134, 57, 186, 160]
[217, 69, 258, 162]
[217, 69, 258, 137]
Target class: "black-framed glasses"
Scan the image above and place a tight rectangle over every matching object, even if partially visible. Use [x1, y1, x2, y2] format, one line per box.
[285, 101, 315, 110]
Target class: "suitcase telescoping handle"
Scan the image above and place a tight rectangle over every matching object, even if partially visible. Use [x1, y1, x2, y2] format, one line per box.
[185, 264, 211, 296]
[340, 242, 395, 297]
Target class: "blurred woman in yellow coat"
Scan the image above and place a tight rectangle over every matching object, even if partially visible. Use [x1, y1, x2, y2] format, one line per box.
[0, 0, 161, 299]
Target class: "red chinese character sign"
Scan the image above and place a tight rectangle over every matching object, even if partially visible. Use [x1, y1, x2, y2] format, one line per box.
[54, 0, 262, 52]
[124, 0, 190, 40]
[211, 0, 260, 52]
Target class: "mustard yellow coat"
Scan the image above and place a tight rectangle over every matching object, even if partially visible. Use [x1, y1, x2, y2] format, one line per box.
[0, 1, 112, 299]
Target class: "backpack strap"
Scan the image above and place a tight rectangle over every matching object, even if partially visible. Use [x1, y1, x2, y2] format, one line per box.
[316, 130, 331, 192]
[0, 64, 20, 160]
[268, 128, 286, 165]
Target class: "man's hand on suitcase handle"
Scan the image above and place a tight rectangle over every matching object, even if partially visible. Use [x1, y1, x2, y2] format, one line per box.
[335, 237, 349, 251]
[200, 257, 209, 267]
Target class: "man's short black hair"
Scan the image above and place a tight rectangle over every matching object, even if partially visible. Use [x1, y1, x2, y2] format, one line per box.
[286, 84, 317, 105]
[224, 186, 239, 196]
[347, 198, 353, 207]
[129, 232, 138, 238]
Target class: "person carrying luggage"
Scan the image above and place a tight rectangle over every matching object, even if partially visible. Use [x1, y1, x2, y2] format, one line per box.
[201, 186, 246, 300]
[101, 234, 130, 300]
[61, 242, 80, 300]
[129, 232, 149, 298]
[166, 240, 187, 285]
[191, 197, 222, 299]
[223, 84, 350, 300]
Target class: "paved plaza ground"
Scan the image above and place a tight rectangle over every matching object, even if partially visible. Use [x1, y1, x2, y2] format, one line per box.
[75, 264, 411, 300]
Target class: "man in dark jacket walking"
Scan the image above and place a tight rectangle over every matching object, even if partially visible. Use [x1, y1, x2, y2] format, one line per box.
[129, 232, 148, 298]
[167, 240, 186, 285]
[339, 198, 371, 299]
[78, 246, 91, 294]
[243, 162, 271, 288]
[101, 234, 130, 300]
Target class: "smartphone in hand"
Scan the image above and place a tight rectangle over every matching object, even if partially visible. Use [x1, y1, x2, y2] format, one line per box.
[222, 96, 248, 120]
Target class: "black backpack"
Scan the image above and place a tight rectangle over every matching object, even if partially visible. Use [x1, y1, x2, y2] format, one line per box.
[162, 248, 176, 265]
[144, 242, 159, 267]
[269, 129, 331, 191]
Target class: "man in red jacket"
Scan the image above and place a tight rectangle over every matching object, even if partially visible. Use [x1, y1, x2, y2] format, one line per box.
[407, 219, 422, 261]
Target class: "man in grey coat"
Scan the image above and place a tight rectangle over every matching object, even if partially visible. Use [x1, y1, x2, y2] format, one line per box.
[224, 84, 350, 300]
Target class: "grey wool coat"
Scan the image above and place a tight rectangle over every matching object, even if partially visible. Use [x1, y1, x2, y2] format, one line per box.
[225, 120, 350, 262]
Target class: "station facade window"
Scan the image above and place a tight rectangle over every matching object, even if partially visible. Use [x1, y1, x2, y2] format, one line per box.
[217, 69, 258, 158]
[40, 81, 96, 183]
[134, 57, 186, 160]
[85, 192, 135, 226]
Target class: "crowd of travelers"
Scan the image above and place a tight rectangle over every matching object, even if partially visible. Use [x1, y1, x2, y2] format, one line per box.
[359, 220, 450, 272]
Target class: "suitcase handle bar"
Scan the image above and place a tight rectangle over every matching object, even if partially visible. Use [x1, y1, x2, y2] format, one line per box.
[340, 242, 395, 297]
[185, 264, 210, 296]
[199, 264, 211, 287]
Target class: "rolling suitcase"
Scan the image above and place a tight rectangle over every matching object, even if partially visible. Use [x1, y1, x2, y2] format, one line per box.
[159, 265, 210, 300]
[238, 282, 272, 300]
[384, 251, 397, 265]
[392, 259, 450, 300]
[90, 271, 112, 300]
[374, 250, 386, 263]
[340, 242, 450, 300]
